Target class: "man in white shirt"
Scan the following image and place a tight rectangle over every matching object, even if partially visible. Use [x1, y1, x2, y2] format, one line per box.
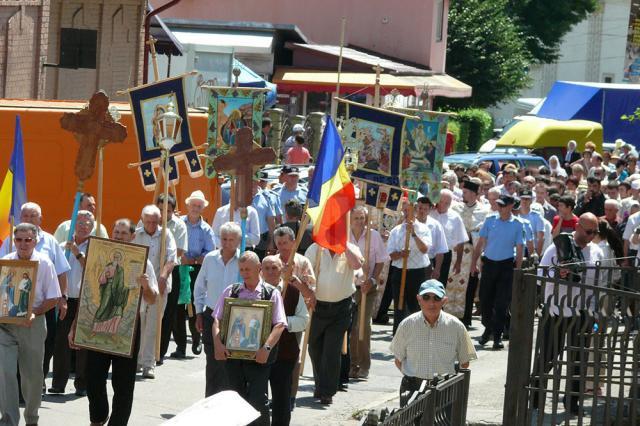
[430, 189, 468, 285]
[211, 203, 261, 248]
[193, 222, 241, 397]
[133, 205, 177, 379]
[53, 193, 108, 241]
[386, 200, 432, 334]
[414, 196, 448, 280]
[0, 223, 60, 426]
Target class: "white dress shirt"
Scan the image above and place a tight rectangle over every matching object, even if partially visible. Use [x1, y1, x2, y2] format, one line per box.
[0, 228, 71, 276]
[211, 204, 260, 248]
[304, 243, 361, 302]
[387, 221, 432, 269]
[429, 209, 468, 250]
[418, 216, 449, 259]
[63, 239, 88, 298]
[2, 250, 60, 310]
[276, 282, 309, 334]
[133, 226, 177, 293]
[193, 249, 239, 313]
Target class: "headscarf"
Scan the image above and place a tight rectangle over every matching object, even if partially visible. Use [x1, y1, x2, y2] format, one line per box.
[548, 155, 567, 178]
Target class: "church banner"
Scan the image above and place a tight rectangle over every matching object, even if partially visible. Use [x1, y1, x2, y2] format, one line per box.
[128, 75, 202, 191]
[624, 3, 640, 83]
[341, 101, 447, 204]
[204, 87, 266, 178]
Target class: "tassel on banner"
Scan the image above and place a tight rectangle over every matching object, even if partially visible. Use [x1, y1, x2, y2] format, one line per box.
[377, 185, 390, 209]
[184, 150, 203, 178]
[364, 182, 379, 207]
[139, 162, 158, 191]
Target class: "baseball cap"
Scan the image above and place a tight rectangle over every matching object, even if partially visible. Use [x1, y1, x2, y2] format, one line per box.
[418, 279, 446, 298]
[519, 189, 533, 198]
[512, 198, 521, 211]
[281, 165, 300, 176]
[496, 194, 516, 206]
[292, 124, 304, 133]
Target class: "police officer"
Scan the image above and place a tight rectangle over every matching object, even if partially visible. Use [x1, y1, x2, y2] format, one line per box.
[470, 194, 525, 349]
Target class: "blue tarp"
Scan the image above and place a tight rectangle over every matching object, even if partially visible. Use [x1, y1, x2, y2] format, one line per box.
[234, 59, 277, 108]
[536, 81, 640, 147]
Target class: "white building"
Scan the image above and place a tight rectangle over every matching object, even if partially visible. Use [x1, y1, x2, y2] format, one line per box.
[490, 0, 631, 127]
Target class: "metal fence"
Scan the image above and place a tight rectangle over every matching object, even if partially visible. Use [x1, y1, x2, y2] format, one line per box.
[504, 262, 640, 425]
[362, 370, 471, 426]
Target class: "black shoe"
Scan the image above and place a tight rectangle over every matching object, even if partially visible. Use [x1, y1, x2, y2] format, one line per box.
[493, 339, 504, 350]
[48, 387, 65, 394]
[372, 315, 389, 325]
[75, 389, 87, 397]
[192, 341, 203, 355]
[313, 390, 320, 399]
[156, 357, 164, 366]
[479, 330, 491, 345]
[170, 350, 186, 359]
[338, 383, 348, 391]
[290, 397, 296, 411]
[320, 396, 333, 405]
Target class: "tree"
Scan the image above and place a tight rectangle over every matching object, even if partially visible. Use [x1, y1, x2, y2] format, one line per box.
[507, 0, 598, 63]
[439, 0, 530, 109]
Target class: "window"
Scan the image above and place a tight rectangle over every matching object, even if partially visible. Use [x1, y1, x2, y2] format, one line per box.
[59, 28, 98, 69]
[435, 0, 445, 42]
[602, 73, 614, 83]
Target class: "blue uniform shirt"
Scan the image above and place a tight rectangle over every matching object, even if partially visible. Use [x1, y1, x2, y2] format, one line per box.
[181, 215, 215, 260]
[520, 211, 544, 244]
[479, 215, 525, 261]
[518, 216, 534, 242]
[277, 185, 308, 211]
[252, 190, 275, 235]
[267, 190, 283, 217]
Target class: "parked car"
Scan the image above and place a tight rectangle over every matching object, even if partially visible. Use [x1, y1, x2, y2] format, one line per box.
[444, 152, 549, 176]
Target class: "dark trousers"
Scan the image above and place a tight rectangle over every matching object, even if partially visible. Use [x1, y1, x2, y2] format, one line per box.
[226, 359, 271, 426]
[269, 359, 296, 426]
[390, 266, 428, 334]
[438, 251, 453, 287]
[174, 266, 201, 354]
[202, 307, 229, 397]
[308, 297, 351, 397]
[43, 308, 57, 378]
[533, 313, 592, 410]
[479, 257, 514, 338]
[160, 268, 181, 358]
[462, 273, 479, 326]
[374, 277, 393, 321]
[340, 300, 355, 385]
[52, 298, 87, 391]
[86, 327, 140, 426]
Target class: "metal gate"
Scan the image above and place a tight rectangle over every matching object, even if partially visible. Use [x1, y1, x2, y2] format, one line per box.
[504, 263, 640, 425]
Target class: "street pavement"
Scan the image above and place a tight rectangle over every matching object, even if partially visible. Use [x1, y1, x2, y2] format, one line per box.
[30, 316, 508, 425]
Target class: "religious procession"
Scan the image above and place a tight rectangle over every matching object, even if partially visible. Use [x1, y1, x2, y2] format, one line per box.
[0, 1, 639, 426]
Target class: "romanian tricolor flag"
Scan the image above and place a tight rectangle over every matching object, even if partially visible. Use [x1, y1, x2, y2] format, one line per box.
[306, 117, 355, 253]
[0, 116, 27, 246]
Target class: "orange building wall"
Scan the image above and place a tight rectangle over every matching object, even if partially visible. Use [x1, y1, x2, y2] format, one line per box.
[0, 100, 219, 235]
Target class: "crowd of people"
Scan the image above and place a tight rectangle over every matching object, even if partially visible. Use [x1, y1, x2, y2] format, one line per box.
[1, 137, 637, 425]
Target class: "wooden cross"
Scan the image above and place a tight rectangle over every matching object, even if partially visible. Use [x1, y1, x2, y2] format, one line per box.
[372, 64, 384, 108]
[212, 127, 275, 208]
[60, 91, 127, 181]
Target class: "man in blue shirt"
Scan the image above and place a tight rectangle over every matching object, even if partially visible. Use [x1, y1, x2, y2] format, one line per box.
[251, 178, 276, 260]
[275, 166, 307, 211]
[470, 194, 525, 350]
[518, 189, 545, 256]
[178, 190, 216, 357]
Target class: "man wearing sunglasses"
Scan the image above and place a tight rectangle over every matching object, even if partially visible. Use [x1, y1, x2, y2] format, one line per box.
[390, 279, 476, 407]
[0, 222, 60, 426]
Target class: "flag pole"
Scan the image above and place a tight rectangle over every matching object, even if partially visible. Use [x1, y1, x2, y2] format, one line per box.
[398, 202, 413, 310]
[8, 216, 13, 252]
[359, 206, 372, 340]
[331, 17, 347, 121]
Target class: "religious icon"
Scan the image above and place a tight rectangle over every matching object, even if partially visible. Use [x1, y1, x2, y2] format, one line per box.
[204, 87, 267, 178]
[0, 259, 38, 325]
[220, 298, 273, 360]
[73, 237, 148, 357]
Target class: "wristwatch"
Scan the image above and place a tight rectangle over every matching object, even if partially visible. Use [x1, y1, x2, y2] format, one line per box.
[264, 344, 272, 352]
[75, 252, 84, 260]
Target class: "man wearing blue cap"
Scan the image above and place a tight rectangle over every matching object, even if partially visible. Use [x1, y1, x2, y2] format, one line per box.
[390, 279, 476, 407]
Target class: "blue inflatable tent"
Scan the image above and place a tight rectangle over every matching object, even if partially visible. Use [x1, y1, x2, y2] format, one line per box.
[536, 81, 640, 147]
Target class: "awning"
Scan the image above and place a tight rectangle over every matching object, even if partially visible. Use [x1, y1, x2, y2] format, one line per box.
[272, 68, 472, 98]
[148, 5, 184, 56]
[172, 30, 273, 55]
[234, 59, 277, 107]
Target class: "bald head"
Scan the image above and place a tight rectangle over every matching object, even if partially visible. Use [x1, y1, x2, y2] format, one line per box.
[261, 255, 283, 286]
[575, 213, 598, 247]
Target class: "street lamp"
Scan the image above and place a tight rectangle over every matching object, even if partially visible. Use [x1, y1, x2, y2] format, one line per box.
[153, 100, 183, 152]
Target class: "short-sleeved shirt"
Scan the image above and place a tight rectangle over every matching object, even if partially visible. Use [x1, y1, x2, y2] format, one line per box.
[213, 280, 287, 329]
[387, 221, 432, 269]
[479, 215, 525, 261]
[276, 185, 308, 211]
[350, 229, 390, 278]
[286, 146, 311, 164]
[181, 215, 215, 259]
[520, 210, 544, 244]
[252, 190, 276, 236]
[429, 210, 468, 251]
[390, 310, 477, 379]
[53, 219, 109, 242]
[2, 250, 61, 310]
[304, 243, 361, 302]
[552, 215, 579, 234]
[419, 216, 449, 259]
[211, 204, 261, 248]
[64, 239, 88, 298]
[519, 217, 534, 242]
[266, 190, 283, 218]
[133, 226, 178, 293]
[0, 229, 71, 276]
[167, 215, 188, 258]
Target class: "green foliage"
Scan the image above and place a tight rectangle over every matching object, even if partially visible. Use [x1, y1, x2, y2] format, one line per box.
[621, 108, 640, 123]
[441, 0, 531, 109]
[451, 109, 493, 152]
[507, 0, 598, 63]
[447, 120, 462, 151]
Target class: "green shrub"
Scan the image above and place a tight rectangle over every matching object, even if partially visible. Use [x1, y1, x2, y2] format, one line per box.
[452, 109, 493, 152]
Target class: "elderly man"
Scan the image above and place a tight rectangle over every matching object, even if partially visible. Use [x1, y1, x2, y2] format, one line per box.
[602, 198, 621, 230]
[213, 252, 287, 425]
[178, 190, 215, 358]
[536, 213, 603, 414]
[471, 195, 525, 349]
[156, 193, 188, 363]
[430, 189, 468, 286]
[563, 139, 580, 169]
[211, 199, 261, 249]
[390, 280, 476, 407]
[305, 241, 363, 405]
[0, 223, 60, 426]
[0, 202, 70, 389]
[193, 222, 241, 397]
[49, 211, 94, 396]
[78, 218, 158, 426]
[349, 207, 389, 380]
[413, 196, 448, 280]
[133, 205, 177, 379]
[275, 166, 308, 211]
[534, 183, 557, 223]
[262, 255, 310, 426]
[53, 193, 108, 241]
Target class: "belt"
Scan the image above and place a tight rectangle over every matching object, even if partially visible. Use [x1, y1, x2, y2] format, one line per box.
[315, 296, 352, 307]
[402, 375, 438, 386]
[482, 257, 514, 264]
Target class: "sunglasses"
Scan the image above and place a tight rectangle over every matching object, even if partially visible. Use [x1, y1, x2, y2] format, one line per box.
[14, 237, 34, 243]
[579, 224, 598, 236]
[421, 294, 443, 302]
